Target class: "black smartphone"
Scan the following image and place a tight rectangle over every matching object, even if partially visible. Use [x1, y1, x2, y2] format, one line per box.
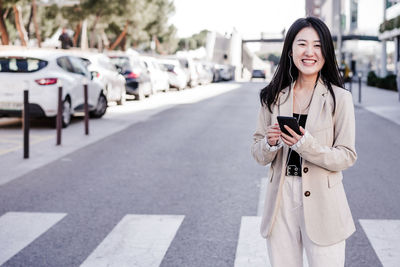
[277, 116, 301, 136]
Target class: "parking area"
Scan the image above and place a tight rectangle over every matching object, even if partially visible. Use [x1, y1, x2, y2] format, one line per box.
[0, 133, 53, 156]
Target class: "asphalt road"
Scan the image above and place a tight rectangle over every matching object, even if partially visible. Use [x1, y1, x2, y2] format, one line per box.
[0, 81, 398, 266]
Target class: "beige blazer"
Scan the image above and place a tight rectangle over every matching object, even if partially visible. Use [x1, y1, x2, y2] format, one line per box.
[251, 79, 357, 246]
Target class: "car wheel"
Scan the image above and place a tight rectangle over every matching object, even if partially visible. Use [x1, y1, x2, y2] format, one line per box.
[90, 94, 107, 118]
[51, 98, 71, 128]
[62, 99, 72, 127]
[135, 89, 145, 100]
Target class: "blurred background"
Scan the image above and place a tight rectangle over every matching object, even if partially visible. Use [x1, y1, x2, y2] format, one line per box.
[0, 0, 397, 88]
[1, 2, 400, 267]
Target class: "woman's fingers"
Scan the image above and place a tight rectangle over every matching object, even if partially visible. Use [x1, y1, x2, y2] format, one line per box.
[284, 125, 301, 140]
[281, 132, 296, 145]
[267, 124, 305, 147]
[266, 124, 281, 146]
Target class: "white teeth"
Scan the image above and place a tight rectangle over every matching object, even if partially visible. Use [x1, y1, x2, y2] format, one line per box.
[302, 59, 316, 63]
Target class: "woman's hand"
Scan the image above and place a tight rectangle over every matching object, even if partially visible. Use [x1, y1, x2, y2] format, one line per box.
[281, 125, 306, 147]
[266, 123, 281, 146]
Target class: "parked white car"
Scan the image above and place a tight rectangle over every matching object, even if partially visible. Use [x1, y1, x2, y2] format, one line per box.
[0, 49, 107, 127]
[141, 56, 169, 94]
[75, 52, 127, 105]
[158, 59, 187, 90]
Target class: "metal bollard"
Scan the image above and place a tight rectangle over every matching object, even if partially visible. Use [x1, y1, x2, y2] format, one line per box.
[348, 73, 353, 93]
[358, 72, 362, 103]
[23, 90, 29, 159]
[56, 85, 63, 145]
[84, 84, 89, 135]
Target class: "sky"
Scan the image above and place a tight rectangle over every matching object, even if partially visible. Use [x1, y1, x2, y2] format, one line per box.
[170, 0, 306, 39]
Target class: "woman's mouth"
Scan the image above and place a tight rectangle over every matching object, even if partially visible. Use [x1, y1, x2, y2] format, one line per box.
[301, 59, 317, 66]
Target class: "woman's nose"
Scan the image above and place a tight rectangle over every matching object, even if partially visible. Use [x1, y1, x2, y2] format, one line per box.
[305, 45, 314, 55]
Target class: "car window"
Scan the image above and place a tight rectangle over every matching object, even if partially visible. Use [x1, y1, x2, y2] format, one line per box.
[109, 56, 131, 72]
[69, 56, 90, 77]
[178, 58, 189, 68]
[80, 58, 91, 67]
[57, 56, 74, 73]
[99, 57, 116, 71]
[0, 57, 48, 72]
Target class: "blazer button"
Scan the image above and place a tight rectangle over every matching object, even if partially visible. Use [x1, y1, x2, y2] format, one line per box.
[303, 167, 309, 173]
[304, 191, 311, 197]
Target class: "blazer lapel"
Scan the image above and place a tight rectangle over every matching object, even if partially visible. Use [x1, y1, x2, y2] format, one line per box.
[277, 84, 293, 117]
[305, 79, 328, 134]
[277, 84, 294, 163]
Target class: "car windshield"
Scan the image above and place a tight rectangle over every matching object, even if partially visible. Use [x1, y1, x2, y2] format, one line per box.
[109, 56, 131, 70]
[178, 58, 188, 68]
[161, 63, 174, 71]
[0, 57, 48, 72]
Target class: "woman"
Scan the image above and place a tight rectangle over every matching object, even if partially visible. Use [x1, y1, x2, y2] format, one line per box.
[251, 17, 357, 267]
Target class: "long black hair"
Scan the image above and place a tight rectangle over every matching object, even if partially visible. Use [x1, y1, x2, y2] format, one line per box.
[260, 17, 343, 113]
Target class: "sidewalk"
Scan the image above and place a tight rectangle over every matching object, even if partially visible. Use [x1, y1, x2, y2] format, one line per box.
[348, 82, 400, 125]
[0, 83, 241, 187]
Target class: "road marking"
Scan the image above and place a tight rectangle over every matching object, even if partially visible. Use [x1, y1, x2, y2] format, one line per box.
[360, 219, 400, 267]
[0, 212, 67, 266]
[0, 134, 54, 156]
[80, 214, 185, 267]
[234, 216, 309, 267]
[234, 216, 270, 267]
[0, 139, 21, 144]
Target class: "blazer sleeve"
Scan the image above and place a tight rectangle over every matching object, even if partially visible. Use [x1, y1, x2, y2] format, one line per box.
[251, 105, 280, 166]
[293, 92, 357, 172]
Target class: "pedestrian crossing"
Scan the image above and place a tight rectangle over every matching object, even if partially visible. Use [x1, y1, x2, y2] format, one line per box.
[359, 219, 400, 267]
[0, 212, 398, 266]
[0, 212, 67, 266]
[234, 216, 309, 267]
[80, 215, 184, 267]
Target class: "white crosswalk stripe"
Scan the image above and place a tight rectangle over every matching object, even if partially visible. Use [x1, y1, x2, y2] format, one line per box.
[80, 214, 185, 267]
[234, 216, 269, 267]
[1, 211, 398, 266]
[360, 219, 400, 267]
[0, 212, 67, 266]
[234, 216, 309, 267]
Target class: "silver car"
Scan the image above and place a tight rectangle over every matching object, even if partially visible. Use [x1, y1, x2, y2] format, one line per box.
[77, 52, 127, 105]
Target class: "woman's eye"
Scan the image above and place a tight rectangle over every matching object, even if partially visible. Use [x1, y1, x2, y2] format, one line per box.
[315, 44, 321, 47]
[298, 43, 306, 46]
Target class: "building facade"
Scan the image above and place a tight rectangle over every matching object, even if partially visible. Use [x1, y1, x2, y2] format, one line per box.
[308, 0, 383, 78]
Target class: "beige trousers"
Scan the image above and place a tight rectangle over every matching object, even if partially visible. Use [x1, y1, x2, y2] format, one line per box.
[266, 176, 346, 267]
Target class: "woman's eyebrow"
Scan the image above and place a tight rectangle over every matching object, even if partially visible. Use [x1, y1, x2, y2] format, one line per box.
[296, 39, 321, 43]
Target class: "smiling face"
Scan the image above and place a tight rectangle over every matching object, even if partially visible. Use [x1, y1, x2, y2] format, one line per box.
[291, 26, 325, 80]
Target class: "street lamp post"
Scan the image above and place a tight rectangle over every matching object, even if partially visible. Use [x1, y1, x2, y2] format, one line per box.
[337, 0, 342, 65]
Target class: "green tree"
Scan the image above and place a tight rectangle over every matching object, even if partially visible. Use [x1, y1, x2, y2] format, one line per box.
[176, 29, 209, 52]
[1, 0, 30, 46]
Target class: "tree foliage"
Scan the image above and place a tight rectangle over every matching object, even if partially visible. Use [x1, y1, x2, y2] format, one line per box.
[0, 0, 178, 52]
[177, 29, 209, 52]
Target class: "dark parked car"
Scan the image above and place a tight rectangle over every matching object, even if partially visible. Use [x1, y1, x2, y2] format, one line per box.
[108, 53, 152, 100]
[251, 69, 266, 80]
